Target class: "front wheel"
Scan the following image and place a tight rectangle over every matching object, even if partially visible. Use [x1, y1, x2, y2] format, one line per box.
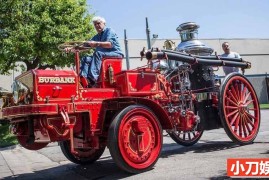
[108, 105, 162, 173]
[219, 73, 260, 144]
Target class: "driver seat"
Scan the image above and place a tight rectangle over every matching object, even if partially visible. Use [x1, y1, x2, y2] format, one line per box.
[98, 57, 122, 88]
[80, 57, 122, 88]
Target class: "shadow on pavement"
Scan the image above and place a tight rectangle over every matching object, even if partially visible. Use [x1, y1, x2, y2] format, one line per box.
[3, 158, 133, 180]
[161, 140, 240, 158]
[3, 141, 269, 180]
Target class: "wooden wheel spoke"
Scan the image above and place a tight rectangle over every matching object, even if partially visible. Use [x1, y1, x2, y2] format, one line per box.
[234, 113, 241, 132]
[238, 118, 243, 137]
[246, 122, 252, 135]
[241, 117, 248, 137]
[230, 86, 240, 101]
[241, 86, 248, 102]
[188, 133, 191, 140]
[243, 92, 251, 104]
[245, 111, 256, 121]
[226, 97, 239, 107]
[237, 82, 243, 101]
[230, 113, 239, 125]
[226, 106, 239, 110]
[227, 109, 239, 118]
[227, 90, 238, 103]
[234, 82, 241, 101]
[244, 113, 255, 127]
[244, 99, 254, 107]
[242, 116, 252, 135]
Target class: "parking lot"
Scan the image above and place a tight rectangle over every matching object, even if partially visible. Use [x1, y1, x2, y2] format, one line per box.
[1, 110, 269, 180]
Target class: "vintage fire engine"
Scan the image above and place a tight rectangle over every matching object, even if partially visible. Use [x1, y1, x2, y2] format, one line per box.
[0, 22, 260, 173]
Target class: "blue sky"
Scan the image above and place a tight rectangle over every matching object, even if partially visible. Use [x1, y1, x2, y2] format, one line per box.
[87, 0, 269, 40]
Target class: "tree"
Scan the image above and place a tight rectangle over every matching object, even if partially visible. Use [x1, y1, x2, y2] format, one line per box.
[0, 0, 94, 74]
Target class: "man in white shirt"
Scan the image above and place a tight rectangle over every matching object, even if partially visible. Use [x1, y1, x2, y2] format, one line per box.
[221, 42, 241, 75]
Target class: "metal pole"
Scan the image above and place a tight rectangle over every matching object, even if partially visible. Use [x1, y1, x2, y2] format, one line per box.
[266, 72, 269, 103]
[124, 29, 130, 70]
[75, 51, 80, 76]
[146, 17, 151, 49]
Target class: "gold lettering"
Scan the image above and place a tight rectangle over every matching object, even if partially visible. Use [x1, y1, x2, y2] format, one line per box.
[44, 78, 49, 83]
[38, 77, 44, 83]
[38, 77, 75, 84]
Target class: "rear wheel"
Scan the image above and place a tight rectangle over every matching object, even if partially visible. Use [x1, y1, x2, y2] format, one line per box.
[108, 105, 162, 173]
[17, 136, 48, 150]
[15, 121, 48, 150]
[59, 140, 105, 165]
[219, 73, 260, 144]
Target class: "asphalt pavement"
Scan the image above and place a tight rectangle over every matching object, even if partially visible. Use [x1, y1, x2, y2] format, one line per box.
[1, 110, 269, 180]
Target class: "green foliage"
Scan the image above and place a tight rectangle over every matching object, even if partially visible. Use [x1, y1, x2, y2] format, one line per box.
[0, 123, 17, 148]
[0, 0, 94, 73]
[260, 104, 269, 109]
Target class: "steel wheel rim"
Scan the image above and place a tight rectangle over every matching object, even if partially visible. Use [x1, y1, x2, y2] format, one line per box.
[223, 76, 260, 142]
[118, 108, 162, 169]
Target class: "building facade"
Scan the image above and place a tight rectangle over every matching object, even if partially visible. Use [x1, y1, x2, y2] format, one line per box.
[1, 38, 269, 102]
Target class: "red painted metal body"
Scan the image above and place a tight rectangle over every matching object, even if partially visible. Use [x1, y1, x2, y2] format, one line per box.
[1, 49, 170, 148]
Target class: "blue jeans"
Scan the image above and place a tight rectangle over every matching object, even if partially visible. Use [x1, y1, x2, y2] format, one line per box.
[80, 51, 123, 82]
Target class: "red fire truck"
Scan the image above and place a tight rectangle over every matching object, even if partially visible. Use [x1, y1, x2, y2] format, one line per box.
[1, 42, 260, 173]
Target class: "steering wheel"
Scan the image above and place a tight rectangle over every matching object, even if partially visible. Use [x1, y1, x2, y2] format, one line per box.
[58, 41, 91, 52]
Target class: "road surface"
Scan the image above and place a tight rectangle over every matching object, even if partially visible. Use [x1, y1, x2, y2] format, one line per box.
[1, 110, 269, 180]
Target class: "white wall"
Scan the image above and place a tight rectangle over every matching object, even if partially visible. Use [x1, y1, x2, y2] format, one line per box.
[121, 38, 269, 76]
[1, 38, 269, 92]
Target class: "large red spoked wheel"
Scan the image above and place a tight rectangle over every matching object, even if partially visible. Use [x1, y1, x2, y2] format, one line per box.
[108, 105, 162, 173]
[59, 140, 106, 165]
[219, 73, 260, 144]
[167, 128, 203, 146]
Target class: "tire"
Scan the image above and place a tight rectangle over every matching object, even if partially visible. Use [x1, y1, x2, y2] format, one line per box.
[16, 121, 48, 150]
[17, 136, 48, 150]
[167, 129, 203, 146]
[219, 73, 260, 145]
[108, 105, 162, 173]
[59, 140, 105, 165]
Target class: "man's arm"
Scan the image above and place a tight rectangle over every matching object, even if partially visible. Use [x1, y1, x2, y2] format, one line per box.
[84, 41, 112, 48]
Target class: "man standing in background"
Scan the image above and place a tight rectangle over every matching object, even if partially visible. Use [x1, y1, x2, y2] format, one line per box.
[221, 42, 241, 75]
